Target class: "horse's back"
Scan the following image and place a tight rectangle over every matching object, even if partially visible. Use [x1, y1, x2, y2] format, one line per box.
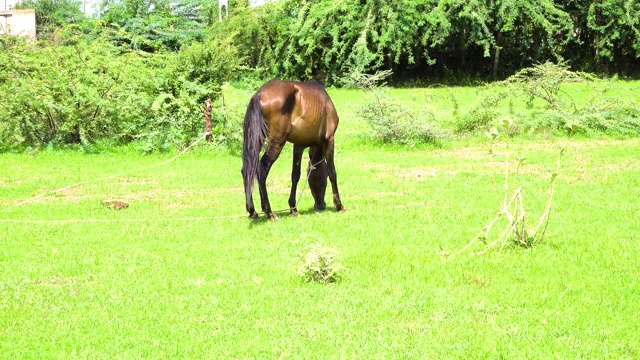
[257, 80, 297, 116]
[258, 79, 338, 146]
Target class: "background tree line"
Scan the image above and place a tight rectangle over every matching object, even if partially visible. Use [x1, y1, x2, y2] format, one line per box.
[1, 0, 639, 150]
[213, 0, 640, 82]
[13, 0, 640, 81]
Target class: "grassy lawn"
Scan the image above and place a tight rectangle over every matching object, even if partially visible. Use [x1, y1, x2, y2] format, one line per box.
[1, 83, 639, 358]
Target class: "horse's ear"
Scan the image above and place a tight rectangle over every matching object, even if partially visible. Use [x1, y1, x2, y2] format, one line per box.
[314, 72, 327, 86]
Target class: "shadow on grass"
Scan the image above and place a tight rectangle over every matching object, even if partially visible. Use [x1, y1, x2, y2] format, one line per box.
[246, 207, 330, 227]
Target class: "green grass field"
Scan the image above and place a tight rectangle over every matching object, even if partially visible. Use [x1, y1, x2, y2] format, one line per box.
[1, 83, 639, 358]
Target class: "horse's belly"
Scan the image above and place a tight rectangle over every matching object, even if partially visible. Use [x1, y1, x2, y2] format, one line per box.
[287, 117, 323, 145]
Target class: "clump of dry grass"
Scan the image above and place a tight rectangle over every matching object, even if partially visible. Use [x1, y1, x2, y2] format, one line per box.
[298, 244, 345, 283]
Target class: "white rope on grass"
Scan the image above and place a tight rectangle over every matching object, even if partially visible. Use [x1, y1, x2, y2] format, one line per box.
[0, 213, 248, 224]
[0, 132, 212, 214]
[0, 134, 331, 224]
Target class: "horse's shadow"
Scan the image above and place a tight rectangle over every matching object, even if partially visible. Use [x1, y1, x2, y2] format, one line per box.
[246, 207, 328, 227]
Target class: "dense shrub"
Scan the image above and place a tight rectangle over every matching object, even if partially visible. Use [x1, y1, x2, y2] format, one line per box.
[346, 70, 450, 146]
[0, 36, 148, 150]
[140, 36, 242, 152]
[358, 91, 448, 146]
[455, 63, 640, 136]
[0, 30, 242, 152]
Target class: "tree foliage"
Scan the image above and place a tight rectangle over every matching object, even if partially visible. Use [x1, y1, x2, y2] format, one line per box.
[0, 35, 151, 149]
[206, 0, 637, 82]
[0, 24, 240, 151]
[12, 0, 639, 79]
[587, 0, 640, 67]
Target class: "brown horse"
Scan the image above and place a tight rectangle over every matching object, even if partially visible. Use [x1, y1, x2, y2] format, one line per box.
[241, 79, 345, 220]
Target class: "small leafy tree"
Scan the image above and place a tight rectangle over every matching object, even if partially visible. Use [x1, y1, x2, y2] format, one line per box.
[454, 62, 640, 136]
[344, 69, 449, 146]
[208, 0, 288, 78]
[96, 0, 206, 52]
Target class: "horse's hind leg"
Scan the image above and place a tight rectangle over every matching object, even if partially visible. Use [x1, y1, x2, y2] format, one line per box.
[308, 146, 327, 211]
[288, 145, 305, 215]
[258, 141, 285, 220]
[324, 137, 345, 212]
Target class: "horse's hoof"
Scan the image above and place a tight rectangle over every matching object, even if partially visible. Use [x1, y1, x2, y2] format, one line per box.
[290, 209, 300, 216]
[249, 212, 259, 219]
[337, 206, 347, 213]
[268, 213, 279, 221]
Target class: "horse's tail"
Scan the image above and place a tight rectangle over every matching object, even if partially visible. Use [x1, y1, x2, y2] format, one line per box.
[242, 93, 266, 207]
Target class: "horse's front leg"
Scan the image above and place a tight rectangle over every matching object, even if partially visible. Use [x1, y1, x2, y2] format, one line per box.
[258, 141, 285, 220]
[288, 145, 305, 216]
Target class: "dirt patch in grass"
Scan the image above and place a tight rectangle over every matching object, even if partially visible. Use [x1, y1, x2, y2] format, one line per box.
[562, 158, 640, 183]
[397, 162, 551, 179]
[441, 138, 640, 159]
[405, 139, 640, 183]
[392, 201, 434, 209]
[34, 277, 73, 287]
[398, 168, 460, 177]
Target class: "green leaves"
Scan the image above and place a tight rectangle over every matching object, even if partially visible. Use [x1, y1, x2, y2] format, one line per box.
[485, 127, 499, 140]
[298, 244, 345, 283]
[454, 62, 640, 137]
[14, 0, 85, 36]
[198, 0, 639, 81]
[588, 0, 640, 62]
[0, 28, 241, 152]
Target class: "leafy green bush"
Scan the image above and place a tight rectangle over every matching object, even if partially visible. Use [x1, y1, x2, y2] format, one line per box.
[0, 29, 242, 152]
[571, 98, 640, 135]
[454, 92, 503, 133]
[456, 63, 640, 136]
[204, 84, 247, 153]
[139, 36, 242, 152]
[345, 70, 450, 146]
[358, 92, 448, 146]
[0, 36, 150, 150]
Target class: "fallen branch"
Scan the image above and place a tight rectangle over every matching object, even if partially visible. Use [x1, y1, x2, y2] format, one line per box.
[448, 143, 563, 257]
